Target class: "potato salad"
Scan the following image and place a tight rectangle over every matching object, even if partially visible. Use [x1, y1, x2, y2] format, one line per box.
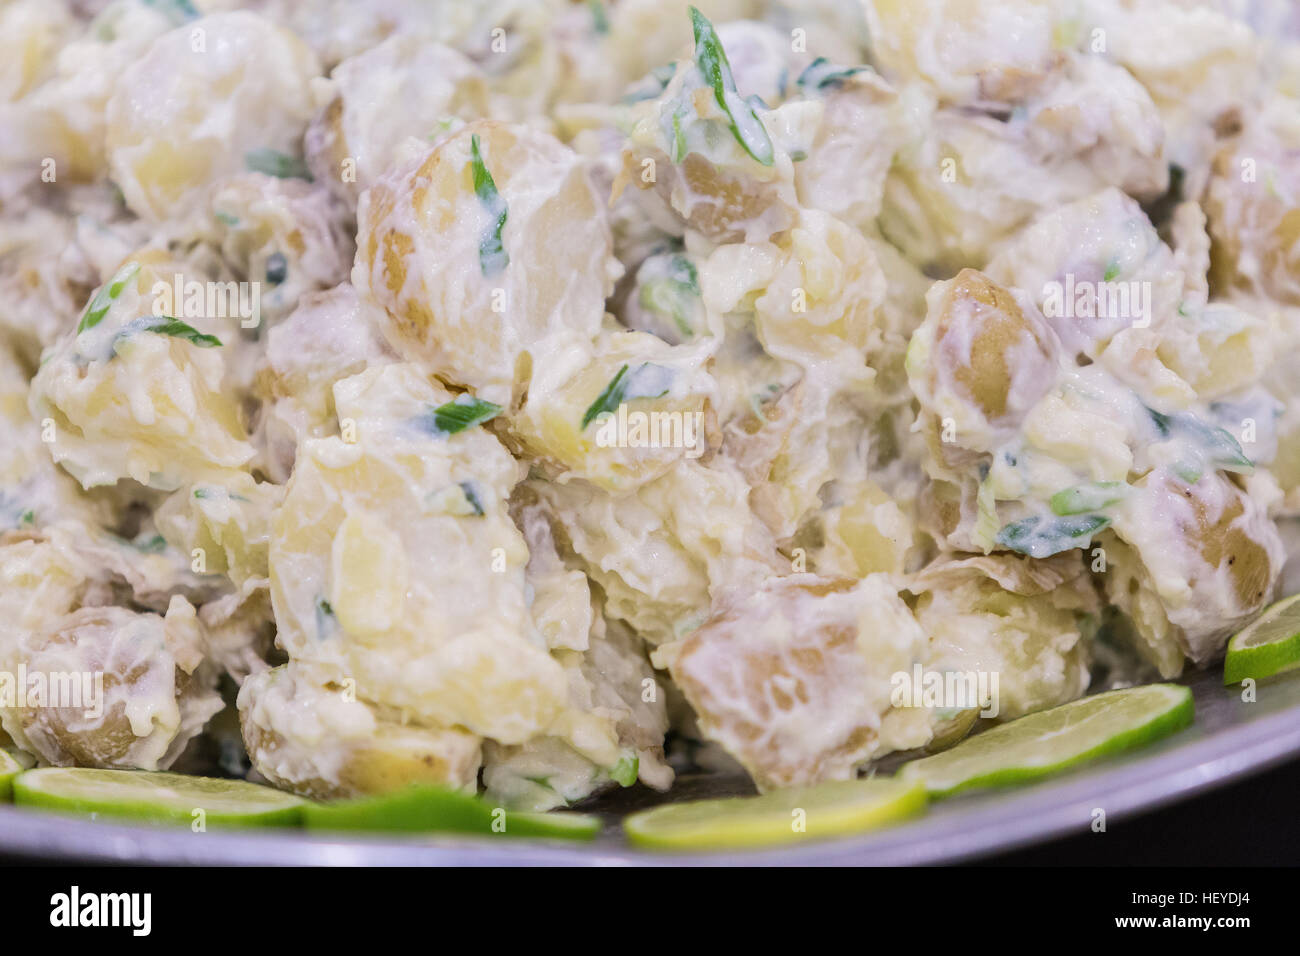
[1, 0, 1298, 812]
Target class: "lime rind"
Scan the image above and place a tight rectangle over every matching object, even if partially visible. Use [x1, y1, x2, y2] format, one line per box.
[1224, 594, 1300, 685]
[899, 684, 1194, 799]
[0, 751, 22, 802]
[303, 785, 601, 841]
[622, 778, 927, 851]
[13, 768, 305, 827]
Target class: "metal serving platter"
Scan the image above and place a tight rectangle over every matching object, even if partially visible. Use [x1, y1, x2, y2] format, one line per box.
[2, 666, 1298, 865]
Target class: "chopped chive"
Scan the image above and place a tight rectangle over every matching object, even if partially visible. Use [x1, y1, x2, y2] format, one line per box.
[470, 134, 510, 276]
[426, 395, 504, 436]
[1049, 482, 1126, 516]
[78, 262, 140, 333]
[638, 255, 700, 338]
[796, 57, 865, 91]
[315, 597, 337, 639]
[581, 363, 674, 429]
[135, 316, 222, 348]
[587, 0, 609, 34]
[458, 481, 485, 517]
[245, 148, 313, 181]
[689, 7, 774, 166]
[996, 513, 1111, 559]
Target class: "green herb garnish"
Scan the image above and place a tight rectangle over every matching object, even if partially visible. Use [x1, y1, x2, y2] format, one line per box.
[135, 534, 168, 554]
[1147, 406, 1253, 480]
[689, 7, 774, 166]
[426, 396, 504, 436]
[470, 134, 510, 276]
[315, 598, 337, 639]
[245, 148, 313, 181]
[1049, 482, 1126, 516]
[142, 0, 200, 22]
[796, 57, 865, 91]
[638, 255, 700, 338]
[581, 363, 674, 429]
[622, 64, 676, 104]
[587, 0, 609, 34]
[996, 513, 1111, 559]
[458, 481, 485, 517]
[135, 316, 222, 348]
[78, 262, 140, 333]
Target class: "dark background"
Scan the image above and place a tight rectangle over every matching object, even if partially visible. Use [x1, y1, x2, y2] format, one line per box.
[984, 755, 1300, 865]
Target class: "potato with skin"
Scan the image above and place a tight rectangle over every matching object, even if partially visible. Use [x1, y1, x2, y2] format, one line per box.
[1, 599, 221, 771]
[184, 173, 355, 337]
[305, 35, 489, 207]
[619, 78, 805, 247]
[353, 121, 619, 406]
[1205, 94, 1300, 306]
[878, 56, 1165, 272]
[238, 663, 481, 801]
[615, 10, 824, 246]
[985, 189, 1186, 359]
[1106, 469, 1282, 675]
[864, 0, 1062, 108]
[106, 11, 321, 222]
[653, 574, 930, 791]
[511, 329, 714, 494]
[906, 269, 1061, 461]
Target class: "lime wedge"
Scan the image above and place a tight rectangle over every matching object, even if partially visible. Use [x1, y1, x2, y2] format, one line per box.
[303, 785, 601, 841]
[1224, 593, 1300, 685]
[13, 768, 305, 827]
[0, 751, 23, 801]
[622, 777, 927, 851]
[900, 683, 1194, 798]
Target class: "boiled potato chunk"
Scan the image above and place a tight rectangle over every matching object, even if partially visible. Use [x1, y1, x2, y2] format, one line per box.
[354, 121, 618, 405]
[269, 363, 568, 742]
[106, 11, 321, 221]
[238, 663, 481, 801]
[29, 253, 254, 490]
[655, 574, 928, 790]
[1, 599, 220, 771]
